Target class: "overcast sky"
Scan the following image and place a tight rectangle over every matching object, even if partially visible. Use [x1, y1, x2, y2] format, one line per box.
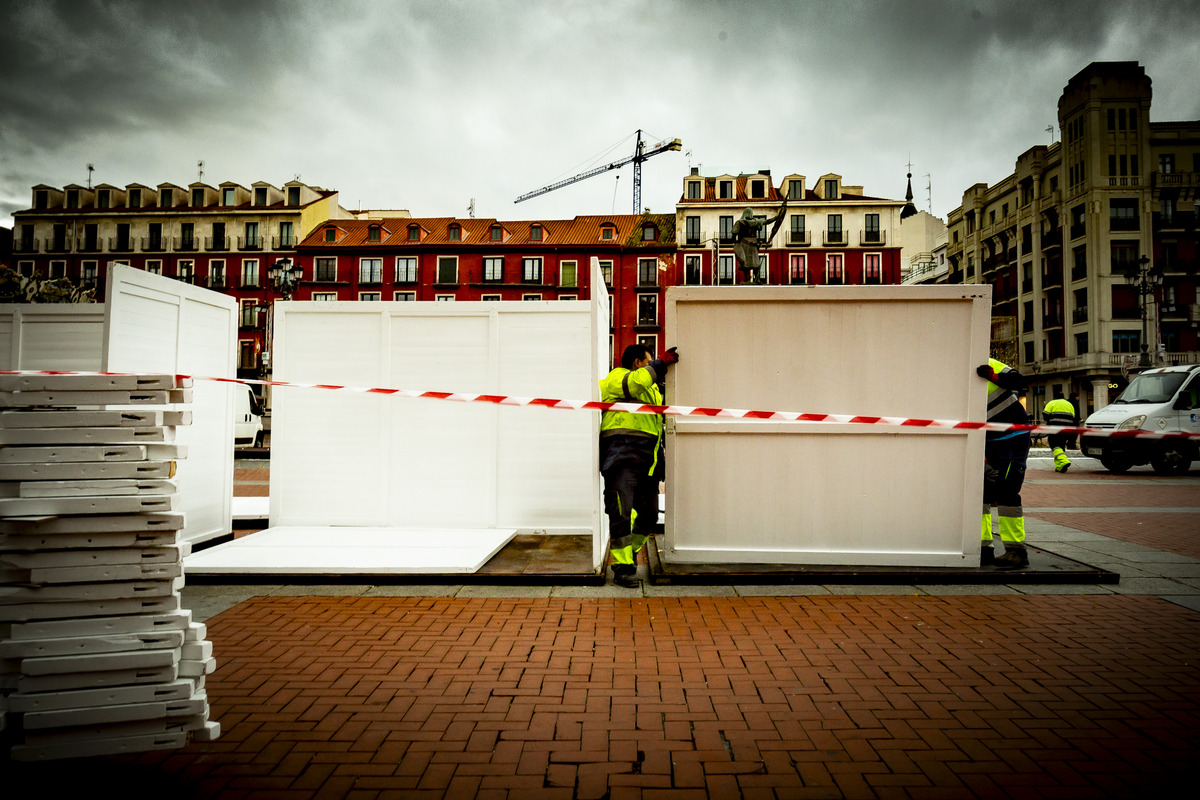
[3, 0, 1199, 230]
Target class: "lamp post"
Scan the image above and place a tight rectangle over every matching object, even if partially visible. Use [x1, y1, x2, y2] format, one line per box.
[262, 257, 304, 374]
[1125, 255, 1163, 368]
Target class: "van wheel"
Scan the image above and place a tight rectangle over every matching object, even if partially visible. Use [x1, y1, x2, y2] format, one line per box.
[1151, 445, 1192, 475]
[1100, 456, 1132, 474]
[254, 431, 264, 448]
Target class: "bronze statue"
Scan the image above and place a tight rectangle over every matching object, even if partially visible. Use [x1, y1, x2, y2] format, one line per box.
[731, 198, 787, 284]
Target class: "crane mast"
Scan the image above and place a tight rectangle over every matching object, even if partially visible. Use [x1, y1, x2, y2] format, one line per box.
[515, 130, 681, 213]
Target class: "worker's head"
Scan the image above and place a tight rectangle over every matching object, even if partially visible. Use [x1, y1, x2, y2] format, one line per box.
[621, 343, 654, 370]
[741, 208, 755, 220]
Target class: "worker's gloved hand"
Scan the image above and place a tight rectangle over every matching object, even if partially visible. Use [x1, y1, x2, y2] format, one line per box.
[976, 364, 994, 380]
[660, 347, 679, 366]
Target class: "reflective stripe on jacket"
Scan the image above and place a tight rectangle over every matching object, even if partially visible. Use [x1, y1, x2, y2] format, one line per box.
[599, 365, 663, 439]
[1043, 398, 1077, 426]
[985, 358, 1027, 423]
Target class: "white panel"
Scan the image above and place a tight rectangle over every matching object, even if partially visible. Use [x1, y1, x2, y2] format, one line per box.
[0, 305, 105, 371]
[102, 265, 236, 545]
[665, 286, 990, 567]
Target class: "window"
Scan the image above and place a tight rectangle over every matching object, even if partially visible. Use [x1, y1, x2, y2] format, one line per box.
[864, 253, 881, 284]
[254, 187, 268, 206]
[359, 292, 381, 301]
[750, 180, 765, 199]
[190, 188, 204, 207]
[437, 256, 458, 284]
[179, 222, 195, 251]
[243, 221, 259, 248]
[719, 180, 733, 199]
[642, 223, 657, 242]
[315, 257, 337, 281]
[209, 260, 226, 288]
[435, 294, 455, 302]
[1158, 154, 1175, 173]
[530, 224, 542, 241]
[637, 334, 657, 353]
[146, 222, 162, 251]
[324, 227, 336, 242]
[788, 180, 803, 199]
[82, 223, 98, 251]
[1075, 332, 1088, 355]
[1110, 241, 1139, 275]
[559, 295, 577, 301]
[717, 254, 734, 284]
[789, 254, 806, 284]
[48, 261, 66, 279]
[560, 261, 577, 287]
[279, 221, 293, 247]
[81, 261, 97, 284]
[483, 257, 504, 283]
[239, 299, 258, 327]
[687, 180, 702, 200]
[178, 260, 194, 282]
[864, 214, 880, 243]
[638, 258, 658, 287]
[600, 225, 615, 241]
[312, 292, 337, 301]
[719, 215, 733, 243]
[144, 260, 161, 275]
[160, 188, 173, 207]
[824, 179, 838, 199]
[210, 221, 227, 249]
[359, 258, 382, 283]
[685, 216, 700, 245]
[490, 225, 503, 241]
[1072, 247, 1087, 280]
[66, 189, 79, 208]
[394, 291, 416, 301]
[637, 294, 658, 326]
[522, 293, 541, 301]
[448, 224, 461, 241]
[396, 257, 417, 283]
[789, 214, 805, 244]
[16, 261, 33, 277]
[481, 294, 501, 302]
[241, 259, 259, 286]
[522, 257, 543, 283]
[826, 253, 844, 284]
[599, 260, 613, 287]
[408, 225, 421, 241]
[827, 215, 843, 243]
[685, 255, 702, 285]
[288, 186, 301, 206]
[239, 341, 256, 371]
[1112, 331, 1140, 353]
[367, 226, 381, 242]
[222, 188, 235, 206]
[128, 188, 141, 207]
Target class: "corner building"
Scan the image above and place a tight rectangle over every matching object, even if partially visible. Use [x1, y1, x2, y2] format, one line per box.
[945, 61, 1200, 416]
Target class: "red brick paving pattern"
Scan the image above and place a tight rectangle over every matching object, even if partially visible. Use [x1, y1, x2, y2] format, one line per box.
[19, 594, 1185, 799]
[1029, 512, 1200, 560]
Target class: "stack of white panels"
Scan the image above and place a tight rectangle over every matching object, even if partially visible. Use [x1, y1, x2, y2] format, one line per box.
[0, 373, 219, 760]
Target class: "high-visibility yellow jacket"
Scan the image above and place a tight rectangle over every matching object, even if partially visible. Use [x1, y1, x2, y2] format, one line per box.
[984, 358, 1029, 424]
[599, 365, 663, 439]
[1043, 398, 1077, 425]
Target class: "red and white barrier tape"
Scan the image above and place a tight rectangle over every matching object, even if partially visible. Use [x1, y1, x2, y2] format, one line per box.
[4, 369, 1198, 441]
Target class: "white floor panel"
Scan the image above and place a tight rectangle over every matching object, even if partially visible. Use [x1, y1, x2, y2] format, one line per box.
[183, 526, 517, 575]
[231, 496, 268, 521]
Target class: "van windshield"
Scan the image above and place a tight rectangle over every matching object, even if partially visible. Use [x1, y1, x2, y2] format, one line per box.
[1112, 372, 1188, 404]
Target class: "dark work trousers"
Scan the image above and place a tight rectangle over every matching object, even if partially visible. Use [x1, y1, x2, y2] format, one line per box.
[600, 434, 659, 577]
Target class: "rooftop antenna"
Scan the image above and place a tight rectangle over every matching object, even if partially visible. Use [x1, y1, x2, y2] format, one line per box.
[1046, 125, 1055, 144]
[468, 198, 475, 219]
[86, 163, 94, 189]
[611, 174, 620, 212]
[924, 173, 932, 214]
[197, 160, 204, 183]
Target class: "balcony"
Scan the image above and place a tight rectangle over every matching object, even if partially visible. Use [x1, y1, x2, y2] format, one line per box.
[1152, 171, 1200, 190]
[1153, 211, 1196, 231]
[207, 275, 227, 289]
[273, 235, 297, 249]
[176, 236, 199, 252]
[46, 238, 72, 254]
[141, 237, 166, 252]
[1112, 307, 1140, 320]
[1072, 307, 1088, 324]
[1071, 264, 1087, 282]
[77, 239, 102, 253]
[1022, 279, 1033, 294]
[1042, 268, 1063, 290]
[1107, 176, 1141, 187]
[1109, 217, 1140, 232]
[13, 239, 40, 253]
[238, 236, 262, 251]
[1160, 303, 1188, 320]
[1042, 313, 1063, 330]
[1042, 227, 1062, 250]
[787, 231, 810, 246]
[1070, 223, 1085, 240]
[823, 231, 846, 247]
[109, 236, 134, 252]
[858, 230, 886, 246]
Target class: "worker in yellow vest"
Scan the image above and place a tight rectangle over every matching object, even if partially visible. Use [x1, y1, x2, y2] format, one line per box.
[977, 358, 1031, 568]
[1043, 393, 1078, 473]
[599, 343, 677, 588]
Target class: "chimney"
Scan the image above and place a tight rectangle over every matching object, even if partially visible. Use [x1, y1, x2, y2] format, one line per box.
[690, 167, 699, 175]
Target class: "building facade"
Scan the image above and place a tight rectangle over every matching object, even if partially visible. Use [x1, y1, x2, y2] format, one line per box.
[945, 61, 1200, 417]
[290, 212, 676, 369]
[674, 169, 905, 287]
[11, 179, 344, 372]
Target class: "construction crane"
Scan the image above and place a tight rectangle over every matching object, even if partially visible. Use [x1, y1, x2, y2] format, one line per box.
[515, 129, 682, 213]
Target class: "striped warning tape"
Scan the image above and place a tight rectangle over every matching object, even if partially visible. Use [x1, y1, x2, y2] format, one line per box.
[3, 369, 1198, 441]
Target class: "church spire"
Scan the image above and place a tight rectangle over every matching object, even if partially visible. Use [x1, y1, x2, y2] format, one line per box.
[900, 170, 918, 220]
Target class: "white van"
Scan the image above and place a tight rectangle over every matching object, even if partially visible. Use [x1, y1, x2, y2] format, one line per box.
[234, 384, 265, 448]
[1081, 363, 1200, 474]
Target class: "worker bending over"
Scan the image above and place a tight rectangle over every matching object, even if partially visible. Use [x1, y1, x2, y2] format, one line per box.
[977, 358, 1031, 568]
[1043, 392, 1078, 473]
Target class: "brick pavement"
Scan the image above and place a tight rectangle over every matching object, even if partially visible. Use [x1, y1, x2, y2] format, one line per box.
[7, 594, 1199, 799]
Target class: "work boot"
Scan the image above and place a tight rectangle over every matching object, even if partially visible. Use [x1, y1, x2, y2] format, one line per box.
[611, 566, 640, 588]
[1055, 462, 1071, 474]
[993, 546, 1029, 569]
[980, 545, 994, 566]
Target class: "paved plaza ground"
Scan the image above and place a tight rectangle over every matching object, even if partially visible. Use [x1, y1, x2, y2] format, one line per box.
[3, 452, 1198, 798]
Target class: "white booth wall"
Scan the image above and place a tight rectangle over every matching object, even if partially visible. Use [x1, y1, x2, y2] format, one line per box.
[269, 271, 609, 570]
[664, 285, 992, 567]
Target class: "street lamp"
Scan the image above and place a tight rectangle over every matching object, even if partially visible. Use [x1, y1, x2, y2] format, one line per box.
[1124, 255, 1163, 368]
[267, 257, 304, 300]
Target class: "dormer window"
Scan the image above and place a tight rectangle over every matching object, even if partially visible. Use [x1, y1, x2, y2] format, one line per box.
[824, 179, 839, 199]
[490, 225, 503, 241]
[160, 188, 174, 207]
[642, 223, 657, 242]
[66, 189, 79, 208]
[788, 180, 803, 199]
[191, 188, 205, 207]
[408, 224, 421, 241]
[128, 188, 141, 207]
[719, 180, 733, 199]
[601, 225, 615, 241]
[222, 188, 235, 206]
[34, 190, 49, 209]
[751, 180, 766, 199]
[368, 226, 381, 242]
[448, 224, 461, 241]
[324, 227, 336, 242]
[530, 224, 543, 241]
[254, 187, 268, 206]
[97, 189, 110, 209]
[687, 180, 702, 200]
